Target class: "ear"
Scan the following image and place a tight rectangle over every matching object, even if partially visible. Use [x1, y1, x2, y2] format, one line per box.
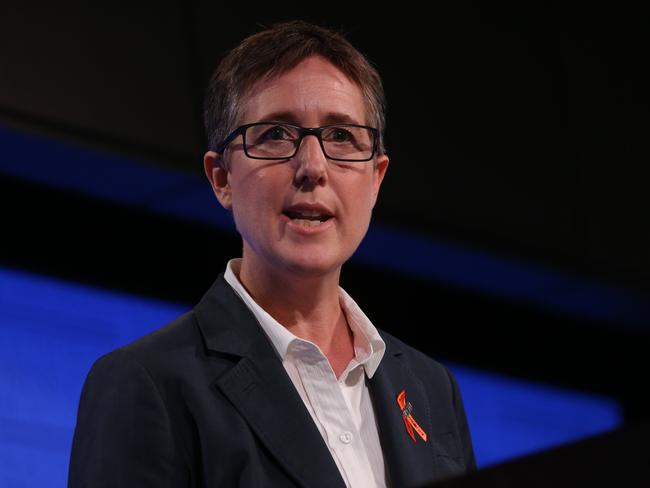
[370, 153, 389, 208]
[203, 151, 232, 211]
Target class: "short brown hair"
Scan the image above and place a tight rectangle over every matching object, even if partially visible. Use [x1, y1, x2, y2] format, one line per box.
[203, 20, 387, 158]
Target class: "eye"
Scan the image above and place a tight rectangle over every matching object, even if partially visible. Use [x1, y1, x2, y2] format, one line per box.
[261, 125, 292, 141]
[324, 127, 355, 143]
[333, 128, 353, 142]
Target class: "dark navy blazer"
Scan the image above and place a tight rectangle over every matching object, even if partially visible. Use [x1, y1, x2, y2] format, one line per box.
[69, 274, 476, 487]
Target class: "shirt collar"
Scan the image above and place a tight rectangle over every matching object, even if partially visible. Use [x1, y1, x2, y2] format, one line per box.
[223, 258, 385, 378]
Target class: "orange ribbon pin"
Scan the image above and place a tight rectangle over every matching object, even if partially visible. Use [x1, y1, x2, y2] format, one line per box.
[397, 390, 428, 443]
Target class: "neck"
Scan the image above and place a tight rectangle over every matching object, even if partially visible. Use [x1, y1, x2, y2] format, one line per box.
[235, 257, 355, 377]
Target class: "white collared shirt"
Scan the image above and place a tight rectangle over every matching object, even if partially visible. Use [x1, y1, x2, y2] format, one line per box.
[224, 259, 388, 488]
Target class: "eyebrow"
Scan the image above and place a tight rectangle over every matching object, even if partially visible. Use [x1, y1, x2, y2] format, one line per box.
[257, 111, 363, 126]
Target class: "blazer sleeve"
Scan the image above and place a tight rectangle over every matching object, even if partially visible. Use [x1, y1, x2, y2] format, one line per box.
[444, 365, 477, 472]
[68, 350, 189, 488]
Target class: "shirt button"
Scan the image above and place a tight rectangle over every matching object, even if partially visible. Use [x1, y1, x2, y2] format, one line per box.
[339, 431, 353, 444]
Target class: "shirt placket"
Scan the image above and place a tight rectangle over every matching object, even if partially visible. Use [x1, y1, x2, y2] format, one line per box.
[294, 343, 378, 488]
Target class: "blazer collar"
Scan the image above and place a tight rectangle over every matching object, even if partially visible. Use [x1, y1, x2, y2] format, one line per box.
[194, 275, 346, 488]
[194, 275, 442, 487]
[369, 335, 440, 487]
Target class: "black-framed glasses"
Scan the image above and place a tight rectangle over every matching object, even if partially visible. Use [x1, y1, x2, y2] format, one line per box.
[216, 122, 379, 162]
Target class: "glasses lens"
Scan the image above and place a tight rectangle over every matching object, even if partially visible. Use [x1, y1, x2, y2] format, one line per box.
[243, 123, 375, 161]
[245, 124, 299, 158]
[322, 125, 374, 161]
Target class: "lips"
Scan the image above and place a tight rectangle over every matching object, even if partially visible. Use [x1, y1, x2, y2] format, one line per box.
[282, 203, 334, 223]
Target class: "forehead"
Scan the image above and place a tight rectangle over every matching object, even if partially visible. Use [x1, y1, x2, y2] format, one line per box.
[240, 56, 367, 126]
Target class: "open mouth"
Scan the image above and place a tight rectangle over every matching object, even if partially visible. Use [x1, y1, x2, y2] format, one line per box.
[283, 209, 333, 227]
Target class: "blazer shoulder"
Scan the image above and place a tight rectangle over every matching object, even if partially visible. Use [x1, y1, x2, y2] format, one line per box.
[378, 328, 451, 378]
[116, 309, 197, 357]
[70, 318, 194, 487]
[377, 329, 460, 423]
[87, 309, 201, 385]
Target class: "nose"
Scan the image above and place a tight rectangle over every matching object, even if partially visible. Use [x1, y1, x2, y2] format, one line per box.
[293, 133, 328, 189]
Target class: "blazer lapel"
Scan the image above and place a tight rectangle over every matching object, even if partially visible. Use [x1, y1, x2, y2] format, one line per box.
[369, 342, 439, 487]
[195, 275, 346, 488]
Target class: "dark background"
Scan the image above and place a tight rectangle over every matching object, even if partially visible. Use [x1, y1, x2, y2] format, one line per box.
[1, 3, 648, 423]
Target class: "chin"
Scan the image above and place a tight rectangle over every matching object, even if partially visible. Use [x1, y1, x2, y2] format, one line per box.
[278, 252, 345, 279]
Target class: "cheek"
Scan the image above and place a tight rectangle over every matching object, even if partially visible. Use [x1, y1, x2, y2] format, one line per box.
[228, 177, 255, 231]
[345, 176, 376, 211]
[230, 174, 278, 231]
[341, 182, 375, 235]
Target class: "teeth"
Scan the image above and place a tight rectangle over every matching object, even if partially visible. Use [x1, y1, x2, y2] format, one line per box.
[286, 210, 330, 221]
[293, 218, 324, 227]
